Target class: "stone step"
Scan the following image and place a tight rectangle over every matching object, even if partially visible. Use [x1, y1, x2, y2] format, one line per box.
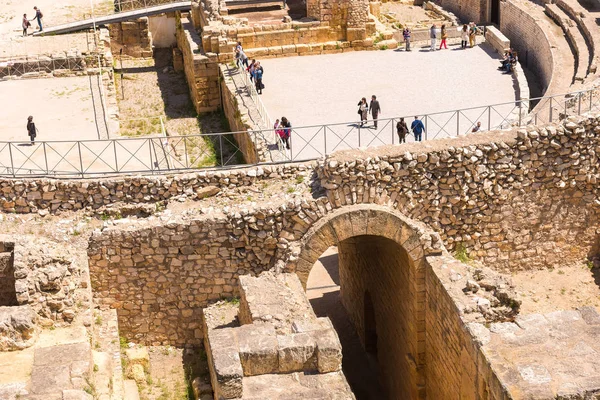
[545, 3, 590, 82]
[241, 371, 355, 399]
[555, 0, 599, 75]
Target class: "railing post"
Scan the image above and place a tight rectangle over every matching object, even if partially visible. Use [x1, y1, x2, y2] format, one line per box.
[8, 143, 15, 177]
[518, 101, 522, 126]
[549, 98, 553, 122]
[456, 111, 460, 136]
[357, 125, 361, 147]
[391, 118, 395, 145]
[487, 106, 491, 130]
[113, 140, 118, 173]
[77, 141, 84, 178]
[424, 115, 428, 141]
[220, 135, 224, 165]
[184, 137, 189, 168]
[148, 139, 153, 172]
[323, 127, 327, 155]
[578, 92, 582, 115]
[43, 142, 48, 174]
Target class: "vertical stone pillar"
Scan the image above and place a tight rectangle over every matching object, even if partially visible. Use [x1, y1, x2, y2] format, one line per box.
[346, 0, 368, 42]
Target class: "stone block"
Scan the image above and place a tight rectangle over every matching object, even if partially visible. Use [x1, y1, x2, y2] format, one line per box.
[126, 347, 150, 370]
[206, 328, 243, 399]
[277, 332, 316, 373]
[130, 364, 145, 384]
[312, 329, 342, 373]
[237, 324, 278, 376]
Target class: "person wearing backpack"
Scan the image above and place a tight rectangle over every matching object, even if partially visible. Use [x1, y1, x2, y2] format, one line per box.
[33, 6, 43, 32]
[22, 14, 31, 36]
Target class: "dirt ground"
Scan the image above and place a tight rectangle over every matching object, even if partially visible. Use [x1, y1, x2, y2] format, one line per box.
[0, 76, 107, 141]
[136, 346, 209, 400]
[115, 49, 225, 138]
[511, 262, 600, 314]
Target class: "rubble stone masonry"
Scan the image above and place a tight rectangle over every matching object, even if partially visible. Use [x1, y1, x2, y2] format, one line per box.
[86, 115, 600, 346]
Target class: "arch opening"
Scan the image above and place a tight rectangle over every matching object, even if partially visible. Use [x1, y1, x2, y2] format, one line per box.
[306, 233, 422, 400]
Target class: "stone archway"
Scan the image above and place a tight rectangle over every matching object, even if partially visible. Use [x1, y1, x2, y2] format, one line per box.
[288, 204, 443, 400]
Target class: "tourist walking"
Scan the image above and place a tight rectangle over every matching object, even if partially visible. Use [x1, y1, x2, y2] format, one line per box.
[247, 59, 256, 82]
[33, 6, 43, 31]
[236, 48, 249, 68]
[430, 24, 437, 51]
[403, 27, 411, 51]
[396, 117, 408, 143]
[461, 24, 469, 49]
[280, 116, 291, 150]
[439, 24, 448, 50]
[22, 14, 31, 36]
[255, 62, 264, 94]
[469, 23, 478, 48]
[357, 97, 368, 127]
[27, 116, 37, 144]
[411, 116, 425, 142]
[472, 121, 482, 133]
[369, 95, 381, 129]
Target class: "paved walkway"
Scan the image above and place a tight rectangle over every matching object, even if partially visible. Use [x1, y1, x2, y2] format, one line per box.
[259, 43, 519, 160]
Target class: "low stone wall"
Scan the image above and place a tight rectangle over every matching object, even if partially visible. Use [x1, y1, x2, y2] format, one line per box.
[176, 15, 221, 113]
[0, 163, 310, 213]
[485, 26, 510, 54]
[109, 18, 153, 58]
[88, 114, 600, 345]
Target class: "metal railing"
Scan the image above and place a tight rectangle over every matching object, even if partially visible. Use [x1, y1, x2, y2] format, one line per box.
[112, 0, 188, 12]
[1, 87, 598, 178]
[0, 131, 250, 178]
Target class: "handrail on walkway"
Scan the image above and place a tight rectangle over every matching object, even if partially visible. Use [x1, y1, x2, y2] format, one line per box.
[0, 86, 597, 178]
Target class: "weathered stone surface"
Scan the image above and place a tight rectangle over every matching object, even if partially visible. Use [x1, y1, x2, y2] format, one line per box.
[206, 327, 243, 399]
[237, 324, 278, 376]
[0, 305, 36, 351]
[277, 332, 316, 373]
[125, 347, 150, 370]
[312, 328, 342, 374]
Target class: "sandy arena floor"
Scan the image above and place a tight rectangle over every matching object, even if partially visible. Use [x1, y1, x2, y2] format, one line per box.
[259, 43, 518, 159]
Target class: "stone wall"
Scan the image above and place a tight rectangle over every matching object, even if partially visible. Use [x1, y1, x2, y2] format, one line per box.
[176, 15, 221, 113]
[338, 235, 422, 399]
[0, 236, 88, 326]
[500, 0, 554, 95]
[87, 116, 600, 348]
[431, 0, 485, 23]
[109, 18, 153, 58]
[424, 253, 511, 399]
[0, 164, 309, 213]
[318, 117, 600, 271]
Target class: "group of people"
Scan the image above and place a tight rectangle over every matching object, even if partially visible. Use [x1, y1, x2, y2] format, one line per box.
[235, 42, 265, 95]
[395, 116, 426, 143]
[357, 95, 382, 128]
[22, 6, 43, 36]
[498, 48, 518, 74]
[419, 22, 479, 52]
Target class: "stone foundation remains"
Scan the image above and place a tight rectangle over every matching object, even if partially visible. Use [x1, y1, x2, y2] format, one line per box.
[203, 272, 354, 399]
[109, 17, 153, 58]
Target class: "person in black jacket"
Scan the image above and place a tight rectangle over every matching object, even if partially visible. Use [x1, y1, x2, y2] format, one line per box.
[369, 95, 381, 129]
[27, 116, 37, 144]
